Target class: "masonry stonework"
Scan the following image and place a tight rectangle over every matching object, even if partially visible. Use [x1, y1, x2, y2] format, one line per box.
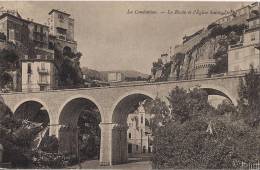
[0, 75, 242, 165]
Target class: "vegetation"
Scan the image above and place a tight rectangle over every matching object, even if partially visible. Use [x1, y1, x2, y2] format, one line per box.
[146, 68, 260, 169]
[0, 103, 67, 168]
[208, 24, 247, 75]
[78, 110, 101, 161]
[54, 45, 83, 88]
[237, 65, 260, 127]
[0, 48, 19, 90]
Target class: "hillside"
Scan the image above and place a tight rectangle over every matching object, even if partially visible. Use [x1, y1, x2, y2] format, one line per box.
[81, 67, 105, 81]
[81, 67, 149, 82]
[100, 70, 149, 79]
[151, 9, 249, 81]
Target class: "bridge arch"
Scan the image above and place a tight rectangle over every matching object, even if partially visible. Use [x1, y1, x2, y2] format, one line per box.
[58, 94, 103, 157]
[58, 94, 104, 123]
[196, 84, 237, 105]
[110, 90, 156, 121]
[110, 90, 155, 164]
[13, 98, 51, 127]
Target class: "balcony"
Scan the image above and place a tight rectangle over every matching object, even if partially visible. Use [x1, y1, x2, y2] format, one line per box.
[37, 79, 49, 85]
[37, 67, 49, 74]
[229, 42, 243, 49]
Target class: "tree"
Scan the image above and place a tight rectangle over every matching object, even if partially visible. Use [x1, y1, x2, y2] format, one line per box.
[77, 110, 101, 160]
[238, 65, 260, 127]
[0, 72, 13, 89]
[167, 87, 211, 123]
[39, 135, 59, 153]
[0, 49, 19, 64]
[148, 87, 260, 169]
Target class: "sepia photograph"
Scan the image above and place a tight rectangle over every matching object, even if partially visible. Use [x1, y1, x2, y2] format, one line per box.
[0, 1, 259, 169]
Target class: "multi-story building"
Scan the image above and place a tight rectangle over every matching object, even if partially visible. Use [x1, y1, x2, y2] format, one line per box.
[0, 8, 78, 92]
[214, 4, 251, 26]
[107, 72, 124, 82]
[0, 12, 29, 46]
[47, 9, 77, 55]
[21, 54, 57, 92]
[228, 2, 260, 73]
[28, 22, 49, 50]
[127, 103, 152, 155]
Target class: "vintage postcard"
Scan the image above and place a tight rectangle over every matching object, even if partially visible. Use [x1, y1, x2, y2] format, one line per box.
[0, 1, 259, 169]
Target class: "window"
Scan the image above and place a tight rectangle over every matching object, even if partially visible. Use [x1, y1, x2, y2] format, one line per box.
[251, 33, 256, 41]
[143, 146, 146, 153]
[129, 133, 131, 139]
[40, 86, 46, 91]
[141, 115, 143, 124]
[41, 63, 45, 69]
[58, 14, 64, 19]
[8, 29, 15, 41]
[136, 145, 138, 151]
[253, 20, 257, 27]
[128, 144, 132, 153]
[39, 75, 47, 83]
[27, 74, 31, 84]
[27, 63, 32, 74]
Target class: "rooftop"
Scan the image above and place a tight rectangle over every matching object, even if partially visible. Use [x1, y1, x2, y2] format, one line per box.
[0, 13, 29, 23]
[48, 9, 70, 16]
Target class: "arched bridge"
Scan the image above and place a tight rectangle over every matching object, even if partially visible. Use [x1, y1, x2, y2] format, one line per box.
[0, 75, 242, 165]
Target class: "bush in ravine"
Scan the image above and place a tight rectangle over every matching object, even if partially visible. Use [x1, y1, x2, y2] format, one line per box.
[39, 135, 59, 153]
[32, 150, 67, 168]
[0, 102, 65, 168]
[147, 86, 260, 169]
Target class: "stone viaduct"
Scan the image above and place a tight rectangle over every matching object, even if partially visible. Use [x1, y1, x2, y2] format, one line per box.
[0, 75, 242, 165]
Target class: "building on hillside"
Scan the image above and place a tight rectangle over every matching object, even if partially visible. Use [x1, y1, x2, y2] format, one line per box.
[47, 9, 77, 55]
[107, 72, 124, 82]
[214, 5, 251, 26]
[127, 103, 153, 155]
[194, 59, 216, 79]
[28, 21, 49, 50]
[0, 8, 78, 91]
[101, 70, 148, 84]
[21, 54, 57, 92]
[228, 3, 260, 73]
[0, 13, 30, 46]
[161, 53, 170, 65]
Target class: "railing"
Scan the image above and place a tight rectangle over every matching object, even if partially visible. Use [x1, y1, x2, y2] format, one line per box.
[37, 80, 49, 85]
[37, 67, 49, 74]
[1, 69, 259, 94]
[230, 42, 243, 49]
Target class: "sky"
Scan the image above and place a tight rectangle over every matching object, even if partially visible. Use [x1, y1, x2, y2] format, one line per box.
[0, 1, 250, 74]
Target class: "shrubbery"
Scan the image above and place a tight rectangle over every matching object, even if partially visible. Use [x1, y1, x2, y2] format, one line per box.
[147, 72, 260, 169]
[0, 108, 66, 168]
[32, 149, 67, 168]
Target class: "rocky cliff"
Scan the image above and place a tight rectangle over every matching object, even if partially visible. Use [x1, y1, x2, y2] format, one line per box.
[152, 18, 248, 81]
